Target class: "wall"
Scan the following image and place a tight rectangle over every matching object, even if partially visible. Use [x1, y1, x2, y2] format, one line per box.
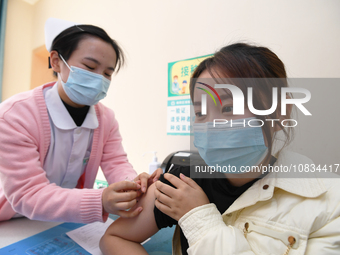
[2, 0, 33, 100]
[3, 0, 340, 178]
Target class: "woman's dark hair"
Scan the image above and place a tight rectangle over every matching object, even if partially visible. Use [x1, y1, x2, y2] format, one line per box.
[51, 24, 125, 75]
[190, 42, 293, 164]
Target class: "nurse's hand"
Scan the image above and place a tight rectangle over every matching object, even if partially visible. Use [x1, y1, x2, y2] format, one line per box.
[102, 181, 143, 218]
[154, 173, 209, 221]
[134, 168, 163, 193]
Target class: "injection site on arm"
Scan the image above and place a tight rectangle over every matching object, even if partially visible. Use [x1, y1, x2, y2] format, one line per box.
[100, 183, 159, 255]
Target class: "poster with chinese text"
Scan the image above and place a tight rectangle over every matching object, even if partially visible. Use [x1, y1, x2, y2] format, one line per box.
[168, 54, 212, 97]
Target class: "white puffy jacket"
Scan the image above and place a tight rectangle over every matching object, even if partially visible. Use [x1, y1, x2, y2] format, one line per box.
[173, 150, 340, 255]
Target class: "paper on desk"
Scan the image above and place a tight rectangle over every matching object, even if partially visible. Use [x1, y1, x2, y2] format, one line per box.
[66, 218, 150, 255]
[66, 218, 114, 255]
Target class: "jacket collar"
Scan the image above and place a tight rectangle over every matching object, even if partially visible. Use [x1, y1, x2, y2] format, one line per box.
[45, 82, 98, 130]
[224, 150, 328, 215]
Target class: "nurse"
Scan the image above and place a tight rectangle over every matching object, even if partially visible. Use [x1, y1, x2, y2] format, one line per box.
[100, 43, 340, 254]
[0, 18, 161, 223]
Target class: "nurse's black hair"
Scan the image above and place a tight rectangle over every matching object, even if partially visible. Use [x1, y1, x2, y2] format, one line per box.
[190, 42, 293, 166]
[51, 24, 125, 75]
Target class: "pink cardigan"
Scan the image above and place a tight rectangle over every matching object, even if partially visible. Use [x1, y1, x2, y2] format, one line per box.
[0, 83, 137, 223]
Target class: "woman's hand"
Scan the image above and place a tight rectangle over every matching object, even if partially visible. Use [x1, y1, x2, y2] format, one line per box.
[102, 181, 143, 218]
[134, 168, 163, 193]
[154, 173, 210, 221]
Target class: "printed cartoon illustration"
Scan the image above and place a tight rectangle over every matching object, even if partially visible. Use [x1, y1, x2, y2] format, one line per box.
[181, 80, 187, 94]
[172, 75, 180, 94]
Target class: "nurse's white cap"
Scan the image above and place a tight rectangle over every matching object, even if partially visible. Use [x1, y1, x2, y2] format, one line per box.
[45, 17, 81, 52]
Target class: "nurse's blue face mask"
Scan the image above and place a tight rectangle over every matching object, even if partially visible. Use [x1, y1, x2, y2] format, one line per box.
[193, 117, 268, 173]
[59, 54, 111, 106]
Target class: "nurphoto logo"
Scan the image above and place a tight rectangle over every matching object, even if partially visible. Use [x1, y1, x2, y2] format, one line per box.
[197, 82, 311, 127]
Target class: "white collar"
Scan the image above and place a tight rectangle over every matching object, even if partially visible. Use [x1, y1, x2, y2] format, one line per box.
[45, 83, 99, 130]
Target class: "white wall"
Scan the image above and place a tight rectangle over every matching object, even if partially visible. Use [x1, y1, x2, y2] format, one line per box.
[2, 0, 33, 100]
[3, 0, 340, 178]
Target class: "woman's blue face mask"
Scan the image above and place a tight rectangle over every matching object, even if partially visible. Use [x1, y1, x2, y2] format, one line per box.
[59, 54, 111, 106]
[193, 118, 268, 173]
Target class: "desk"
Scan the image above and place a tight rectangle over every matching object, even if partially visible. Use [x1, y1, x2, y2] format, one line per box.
[0, 216, 174, 254]
[0, 217, 61, 248]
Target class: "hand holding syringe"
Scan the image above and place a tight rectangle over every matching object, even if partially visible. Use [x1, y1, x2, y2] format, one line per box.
[101, 178, 143, 218]
[102, 169, 163, 218]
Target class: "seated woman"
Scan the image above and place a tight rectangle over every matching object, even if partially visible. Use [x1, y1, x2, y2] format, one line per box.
[99, 43, 340, 255]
